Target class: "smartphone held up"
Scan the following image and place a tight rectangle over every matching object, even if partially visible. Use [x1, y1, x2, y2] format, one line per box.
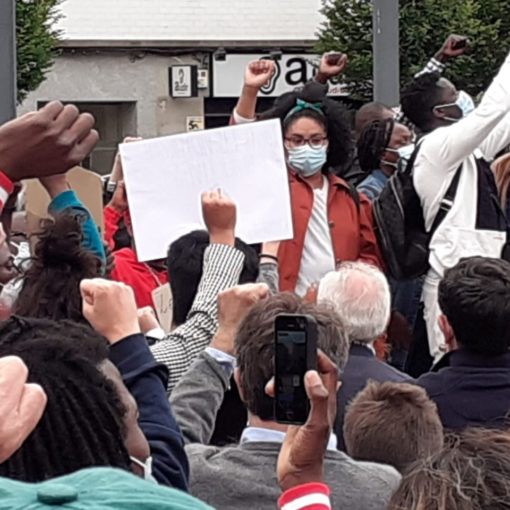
[274, 314, 318, 425]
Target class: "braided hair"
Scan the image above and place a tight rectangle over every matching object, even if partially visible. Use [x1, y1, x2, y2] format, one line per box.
[357, 118, 395, 173]
[15, 213, 102, 323]
[0, 317, 130, 482]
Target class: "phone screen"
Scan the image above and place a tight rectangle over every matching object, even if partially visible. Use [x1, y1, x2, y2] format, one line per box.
[275, 328, 309, 424]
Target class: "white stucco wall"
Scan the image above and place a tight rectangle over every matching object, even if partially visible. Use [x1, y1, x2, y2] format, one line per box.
[56, 0, 323, 42]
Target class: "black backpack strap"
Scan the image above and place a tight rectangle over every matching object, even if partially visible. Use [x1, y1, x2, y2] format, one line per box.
[430, 165, 463, 235]
[401, 138, 424, 176]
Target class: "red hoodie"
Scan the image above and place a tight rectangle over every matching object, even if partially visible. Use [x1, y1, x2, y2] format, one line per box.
[104, 205, 168, 309]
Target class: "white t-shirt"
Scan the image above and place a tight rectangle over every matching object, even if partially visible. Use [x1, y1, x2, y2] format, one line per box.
[295, 177, 336, 296]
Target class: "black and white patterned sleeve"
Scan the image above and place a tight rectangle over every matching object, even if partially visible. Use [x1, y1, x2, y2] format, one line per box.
[414, 57, 446, 78]
[150, 243, 245, 392]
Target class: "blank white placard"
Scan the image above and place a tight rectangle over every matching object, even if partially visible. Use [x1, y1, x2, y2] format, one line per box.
[120, 119, 293, 262]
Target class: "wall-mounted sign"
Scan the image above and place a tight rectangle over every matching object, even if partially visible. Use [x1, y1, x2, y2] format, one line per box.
[212, 54, 348, 98]
[187, 116, 204, 132]
[197, 69, 209, 89]
[169, 65, 198, 98]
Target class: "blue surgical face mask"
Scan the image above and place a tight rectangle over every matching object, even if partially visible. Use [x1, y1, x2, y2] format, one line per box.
[434, 90, 475, 122]
[456, 90, 476, 117]
[287, 145, 327, 177]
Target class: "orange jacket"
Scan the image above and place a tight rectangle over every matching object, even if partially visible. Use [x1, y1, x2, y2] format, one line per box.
[278, 172, 381, 292]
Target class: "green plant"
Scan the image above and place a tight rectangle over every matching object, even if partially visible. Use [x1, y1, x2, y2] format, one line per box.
[317, 0, 508, 100]
[16, 0, 61, 103]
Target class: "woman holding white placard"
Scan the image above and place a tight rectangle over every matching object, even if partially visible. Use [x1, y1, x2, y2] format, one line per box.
[231, 57, 381, 296]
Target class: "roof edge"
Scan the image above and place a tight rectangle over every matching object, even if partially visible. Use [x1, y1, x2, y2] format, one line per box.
[57, 38, 318, 50]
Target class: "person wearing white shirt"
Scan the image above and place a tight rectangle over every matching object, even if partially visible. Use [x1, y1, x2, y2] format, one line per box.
[401, 49, 510, 362]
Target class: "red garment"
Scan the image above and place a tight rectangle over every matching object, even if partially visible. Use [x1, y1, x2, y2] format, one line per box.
[111, 248, 168, 309]
[278, 482, 331, 509]
[104, 204, 123, 250]
[104, 204, 168, 309]
[278, 172, 381, 292]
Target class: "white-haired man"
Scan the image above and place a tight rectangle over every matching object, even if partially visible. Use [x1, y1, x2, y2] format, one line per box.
[318, 262, 413, 451]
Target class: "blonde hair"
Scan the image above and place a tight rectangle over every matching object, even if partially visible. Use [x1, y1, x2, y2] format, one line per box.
[388, 428, 510, 510]
[492, 152, 510, 211]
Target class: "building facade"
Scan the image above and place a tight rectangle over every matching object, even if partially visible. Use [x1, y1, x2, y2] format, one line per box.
[19, 0, 329, 174]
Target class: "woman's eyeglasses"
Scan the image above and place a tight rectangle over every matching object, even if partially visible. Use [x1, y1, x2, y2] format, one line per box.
[284, 136, 328, 150]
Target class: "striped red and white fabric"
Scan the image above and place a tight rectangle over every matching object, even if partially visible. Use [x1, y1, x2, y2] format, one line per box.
[279, 483, 331, 510]
[0, 172, 14, 214]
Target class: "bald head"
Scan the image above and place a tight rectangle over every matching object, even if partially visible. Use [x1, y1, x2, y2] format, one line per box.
[355, 102, 393, 139]
[317, 262, 391, 343]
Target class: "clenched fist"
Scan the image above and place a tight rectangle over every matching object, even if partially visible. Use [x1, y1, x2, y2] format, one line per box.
[210, 283, 270, 355]
[0, 101, 99, 182]
[436, 34, 469, 62]
[244, 60, 276, 90]
[201, 189, 236, 246]
[320, 52, 348, 78]
[138, 306, 161, 335]
[0, 356, 47, 463]
[80, 278, 140, 344]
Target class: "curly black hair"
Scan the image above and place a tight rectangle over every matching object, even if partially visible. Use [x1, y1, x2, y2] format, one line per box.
[401, 72, 444, 133]
[14, 213, 102, 322]
[258, 81, 354, 171]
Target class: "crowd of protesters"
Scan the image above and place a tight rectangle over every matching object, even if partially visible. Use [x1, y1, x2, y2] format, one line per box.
[0, 32, 508, 509]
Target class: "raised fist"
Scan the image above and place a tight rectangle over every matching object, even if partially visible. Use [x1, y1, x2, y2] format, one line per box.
[244, 60, 276, 90]
[0, 101, 98, 182]
[201, 189, 236, 246]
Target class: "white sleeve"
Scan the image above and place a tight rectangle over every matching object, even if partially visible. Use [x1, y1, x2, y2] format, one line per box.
[418, 51, 510, 174]
[232, 108, 256, 124]
[478, 112, 510, 161]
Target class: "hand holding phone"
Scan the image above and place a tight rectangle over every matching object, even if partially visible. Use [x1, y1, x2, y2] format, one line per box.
[274, 314, 318, 425]
[277, 350, 339, 492]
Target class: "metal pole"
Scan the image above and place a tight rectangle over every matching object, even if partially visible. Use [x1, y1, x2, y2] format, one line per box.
[0, 0, 16, 123]
[372, 0, 400, 107]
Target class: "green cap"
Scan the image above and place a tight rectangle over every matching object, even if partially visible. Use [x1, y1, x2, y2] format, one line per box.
[0, 468, 214, 510]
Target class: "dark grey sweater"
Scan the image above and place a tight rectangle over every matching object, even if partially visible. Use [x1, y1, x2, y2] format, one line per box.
[171, 352, 401, 510]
